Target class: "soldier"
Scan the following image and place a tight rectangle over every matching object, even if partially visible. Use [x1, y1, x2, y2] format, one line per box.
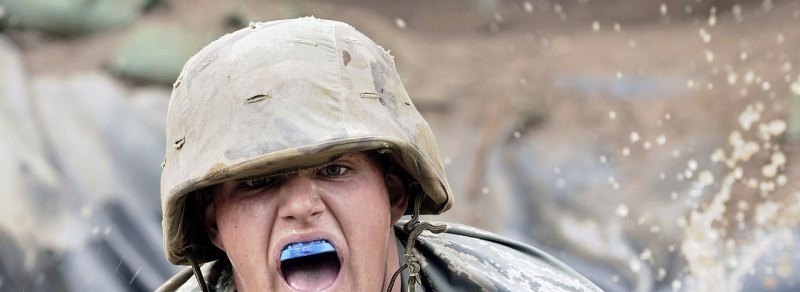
[157, 17, 601, 292]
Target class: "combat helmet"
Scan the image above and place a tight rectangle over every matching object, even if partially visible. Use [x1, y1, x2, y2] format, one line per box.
[160, 17, 453, 266]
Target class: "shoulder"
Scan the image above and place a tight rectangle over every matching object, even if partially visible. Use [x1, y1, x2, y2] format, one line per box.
[397, 221, 602, 292]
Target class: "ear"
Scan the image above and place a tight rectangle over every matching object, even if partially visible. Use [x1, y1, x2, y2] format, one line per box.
[198, 190, 225, 251]
[385, 170, 409, 223]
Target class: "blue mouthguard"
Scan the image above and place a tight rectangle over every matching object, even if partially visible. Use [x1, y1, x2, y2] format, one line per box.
[280, 240, 336, 262]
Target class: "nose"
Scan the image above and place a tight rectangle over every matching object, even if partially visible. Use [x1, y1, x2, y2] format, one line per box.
[278, 176, 326, 224]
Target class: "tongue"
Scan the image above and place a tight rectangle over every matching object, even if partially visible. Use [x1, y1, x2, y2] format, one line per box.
[283, 254, 339, 291]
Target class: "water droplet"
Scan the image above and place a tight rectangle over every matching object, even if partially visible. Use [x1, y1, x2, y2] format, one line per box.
[762, 164, 777, 178]
[767, 120, 786, 136]
[640, 248, 652, 260]
[738, 200, 749, 210]
[629, 258, 642, 273]
[761, 81, 771, 91]
[708, 14, 717, 26]
[747, 178, 758, 188]
[613, 22, 621, 32]
[672, 279, 682, 291]
[609, 111, 617, 119]
[688, 159, 698, 171]
[735, 211, 746, 223]
[759, 180, 776, 193]
[608, 176, 620, 190]
[553, 4, 563, 14]
[513, 131, 521, 139]
[791, 81, 800, 95]
[705, 50, 715, 63]
[738, 103, 762, 130]
[710, 148, 726, 163]
[727, 72, 738, 85]
[672, 149, 681, 158]
[481, 187, 489, 194]
[776, 174, 787, 185]
[395, 18, 407, 29]
[523, 1, 534, 13]
[660, 3, 668, 15]
[698, 28, 712, 43]
[771, 151, 786, 166]
[777, 33, 785, 44]
[622, 147, 631, 156]
[732, 5, 743, 22]
[677, 216, 687, 227]
[665, 113, 672, 120]
[687, 79, 695, 88]
[599, 155, 608, 163]
[656, 134, 667, 145]
[616, 204, 629, 218]
[698, 170, 714, 185]
[493, 12, 504, 23]
[630, 132, 641, 143]
[592, 20, 600, 32]
[616, 71, 623, 79]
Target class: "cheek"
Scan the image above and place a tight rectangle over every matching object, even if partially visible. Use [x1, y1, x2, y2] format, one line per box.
[216, 196, 273, 257]
[329, 179, 392, 226]
[328, 176, 393, 251]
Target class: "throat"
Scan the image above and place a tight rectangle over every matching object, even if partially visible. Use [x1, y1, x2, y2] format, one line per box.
[281, 252, 340, 291]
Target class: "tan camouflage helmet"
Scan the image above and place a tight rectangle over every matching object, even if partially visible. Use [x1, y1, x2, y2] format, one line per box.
[161, 17, 454, 265]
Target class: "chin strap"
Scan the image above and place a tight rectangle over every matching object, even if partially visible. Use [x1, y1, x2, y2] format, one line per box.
[387, 193, 448, 292]
[186, 250, 210, 292]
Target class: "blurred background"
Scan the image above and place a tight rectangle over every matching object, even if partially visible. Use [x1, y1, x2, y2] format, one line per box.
[0, 0, 799, 291]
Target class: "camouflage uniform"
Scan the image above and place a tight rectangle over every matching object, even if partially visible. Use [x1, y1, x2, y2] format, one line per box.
[158, 221, 600, 292]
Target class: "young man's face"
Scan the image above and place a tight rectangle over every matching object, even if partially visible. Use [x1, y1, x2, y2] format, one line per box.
[204, 152, 408, 292]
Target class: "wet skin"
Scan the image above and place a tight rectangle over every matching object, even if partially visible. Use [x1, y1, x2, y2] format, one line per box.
[204, 152, 409, 292]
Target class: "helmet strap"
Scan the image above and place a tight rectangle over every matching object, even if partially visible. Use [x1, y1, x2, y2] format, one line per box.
[387, 192, 448, 292]
[185, 250, 210, 292]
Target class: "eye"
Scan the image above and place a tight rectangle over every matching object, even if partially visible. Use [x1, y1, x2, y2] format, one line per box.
[240, 175, 277, 189]
[318, 164, 350, 177]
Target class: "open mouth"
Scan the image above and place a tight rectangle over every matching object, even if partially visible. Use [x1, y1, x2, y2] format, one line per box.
[280, 239, 341, 291]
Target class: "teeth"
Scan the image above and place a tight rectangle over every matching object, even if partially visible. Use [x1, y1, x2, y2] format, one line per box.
[281, 240, 335, 262]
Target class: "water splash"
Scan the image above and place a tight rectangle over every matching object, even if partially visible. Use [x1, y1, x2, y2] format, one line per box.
[680, 101, 798, 291]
